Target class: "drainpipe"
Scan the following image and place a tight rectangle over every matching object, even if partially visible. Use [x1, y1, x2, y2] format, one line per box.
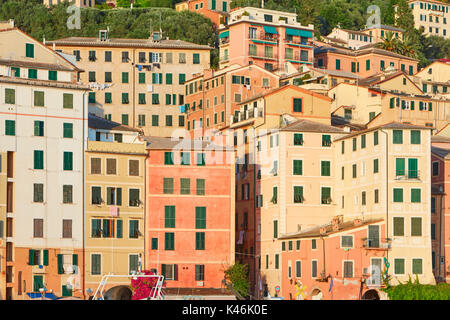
[380, 129, 389, 263]
[82, 90, 87, 300]
[132, 49, 136, 128]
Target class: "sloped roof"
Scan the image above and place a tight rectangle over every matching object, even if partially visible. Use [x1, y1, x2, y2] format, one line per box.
[431, 146, 450, 159]
[0, 75, 89, 90]
[88, 113, 141, 132]
[144, 136, 232, 151]
[47, 37, 212, 50]
[363, 24, 405, 32]
[279, 218, 383, 240]
[280, 119, 345, 133]
[314, 45, 417, 61]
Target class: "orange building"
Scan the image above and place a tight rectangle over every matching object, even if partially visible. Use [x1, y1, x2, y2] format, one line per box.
[280, 217, 388, 300]
[144, 137, 235, 291]
[314, 44, 418, 78]
[184, 64, 280, 138]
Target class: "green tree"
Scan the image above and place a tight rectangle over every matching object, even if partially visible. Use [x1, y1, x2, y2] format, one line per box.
[224, 263, 249, 298]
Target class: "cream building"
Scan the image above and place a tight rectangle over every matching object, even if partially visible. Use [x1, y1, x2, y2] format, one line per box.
[413, 60, 450, 95]
[43, 0, 96, 7]
[334, 123, 435, 285]
[0, 27, 89, 299]
[406, 0, 450, 38]
[47, 30, 211, 137]
[85, 114, 146, 293]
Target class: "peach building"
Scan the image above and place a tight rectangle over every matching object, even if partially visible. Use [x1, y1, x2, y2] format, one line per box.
[280, 218, 388, 300]
[325, 28, 374, 50]
[218, 7, 315, 72]
[47, 30, 211, 137]
[413, 60, 450, 95]
[145, 137, 235, 291]
[175, 0, 232, 27]
[184, 64, 280, 138]
[314, 44, 418, 77]
[406, 0, 450, 38]
[333, 123, 435, 286]
[431, 144, 450, 282]
[362, 25, 404, 43]
[329, 76, 450, 131]
[43, 0, 95, 7]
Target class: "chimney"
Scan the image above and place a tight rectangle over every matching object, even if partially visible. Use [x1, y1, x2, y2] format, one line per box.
[319, 227, 327, 235]
[332, 217, 340, 226]
[332, 224, 339, 232]
[353, 218, 362, 226]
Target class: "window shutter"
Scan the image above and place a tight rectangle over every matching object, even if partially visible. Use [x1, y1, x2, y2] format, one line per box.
[117, 188, 122, 206]
[103, 219, 108, 237]
[57, 254, 64, 274]
[161, 264, 166, 278]
[174, 264, 178, 280]
[29, 249, 35, 265]
[43, 250, 49, 266]
[72, 254, 78, 268]
[117, 220, 123, 238]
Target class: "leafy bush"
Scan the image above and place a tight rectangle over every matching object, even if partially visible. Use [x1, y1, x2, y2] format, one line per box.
[382, 276, 450, 300]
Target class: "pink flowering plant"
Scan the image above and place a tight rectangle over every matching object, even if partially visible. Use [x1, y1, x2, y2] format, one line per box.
[130, 270, 162, 300]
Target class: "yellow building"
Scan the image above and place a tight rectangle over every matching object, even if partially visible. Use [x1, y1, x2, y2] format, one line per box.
[413, 61, 450, 95]
[406, 0, 450, 38]
[362, 25, 405, 43]
[47, 31, 211, 137]
[85, 114, 147, 293]
[0, 152, 6, 300]
[334, 123, 435, 285]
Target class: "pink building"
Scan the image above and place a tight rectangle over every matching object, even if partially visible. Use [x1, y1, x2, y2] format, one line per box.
[219, 7, 314, 72]
[280, 217, 389, 300]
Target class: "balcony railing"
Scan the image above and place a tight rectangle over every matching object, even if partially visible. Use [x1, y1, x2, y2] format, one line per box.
[249, 33, 279, 43]
[395, 170, 420, 180]
[248, 50, 278, 60]
[284, 39, 313, 47]
[362, 238, 392, 250]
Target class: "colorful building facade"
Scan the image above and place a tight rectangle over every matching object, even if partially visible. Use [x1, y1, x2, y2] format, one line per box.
[175, 0, 232, 27]
[145, 137, 235, 290]
[218, 7, 314, 72]
[406, 0, 450, 38]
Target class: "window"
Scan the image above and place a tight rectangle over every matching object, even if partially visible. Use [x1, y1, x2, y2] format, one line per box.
[411, 217, 422, 236]
[195, 207, 207, 229]
[412, 259, 423, 275]
[373, 159, 379, 173]
[33, 218, 43, 238]
[63, 185, 73, 204]
[34, 91, 44, 107]
[129, 189, 140, 207]
[62, 220, 72, 238]
[5, 88, 15, 104]
[374, 189, 379, 203]
[129, 160, 139, 176]
[104, 51, 112, 62]
[196, 179, 205, 195]
[293, 98, 302, 112]
[431, 223, 436, 240]
[195, 265, 205, 281]
[62, 93, 73, 109]
[341, 236, 353, 248]
[34, 121, 44, 137]
[271, 186, 278, 204]
[293, 160, 303, 175]
[91, 186, 102, 205]
[163, 178, 174, 194]
[193, 53, 200, 64]
[26, 43, 34, 58]
[294, 133, 303, 146]
[318, 134, 330, 148]
[394, 258, 405, 274]
[361, 134, 366, 148]
[393, 188, 403, 202]
[129, 220, 139, 238]
[152, 94, 159, 105]
[179, 53, 186, 64]
[34, 150, 44, 169]
[296, 261, 301, 277]
[293, 186, 303, 203]
[321, 161, 331, 176]
[165, 115, 172, 127]
[196, 232, 205, 250]
[180, 178, 190, 195]
[343, 261, 353, 278]
[411, 188, 421, 203]
[352, 164, 357, 178]
[321, 187, 331, 204]
[411, 130, 421, 144]
[312, 260, 318, 277]
[91, 254, 101, 275]
[393, 130, 403, 144]
[63, 123, 73, 138]
[164, 206, 176, 228]
[180, 152, 190, 165]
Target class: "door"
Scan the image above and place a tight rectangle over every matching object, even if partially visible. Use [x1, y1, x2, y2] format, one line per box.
[33, 275, 43, 292]
[369, 258, 382, 285]
[368, 225, 380, 248]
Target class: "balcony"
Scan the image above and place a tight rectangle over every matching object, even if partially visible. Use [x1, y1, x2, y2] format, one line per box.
[285, 39, 313, 47]
[395, 170, 420, 180]
[362, 238, 392, 250]
[285, 52, 313, 64]
[230, 107, 263, 125]
[220, 55, 229, 63]
[248, 50, 278, 61]
[249, 33, 278, 44]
